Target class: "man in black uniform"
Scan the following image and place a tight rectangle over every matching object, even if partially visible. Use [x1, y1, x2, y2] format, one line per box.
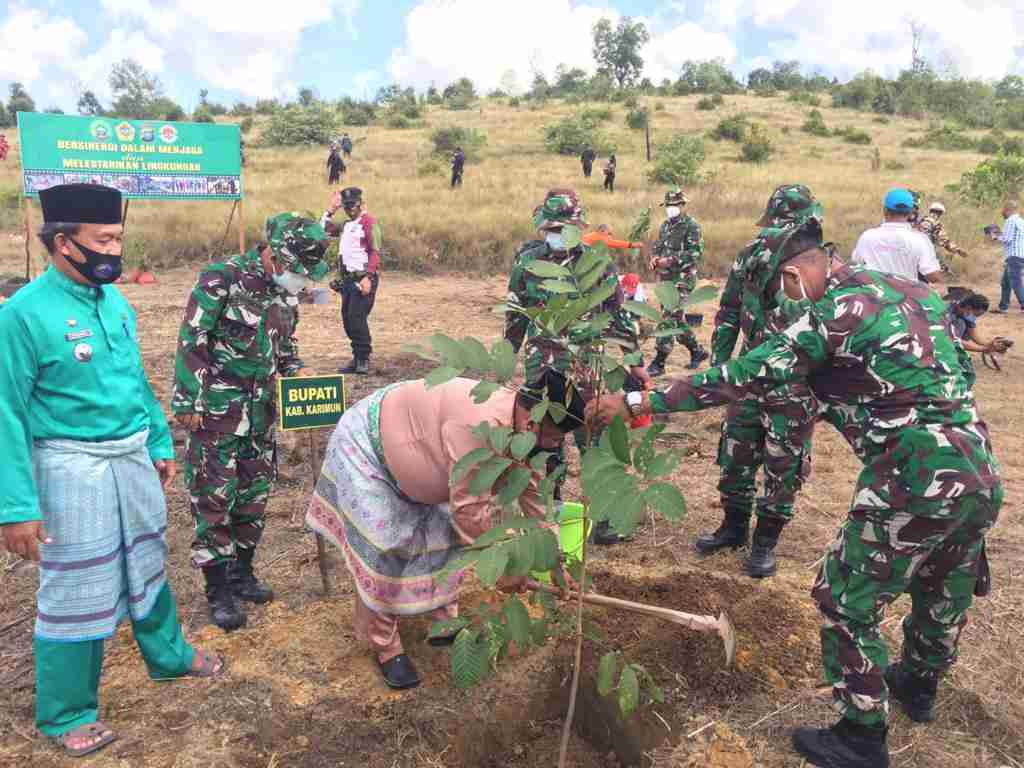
[580, 147, 596, 178]
[450, 147, 465, 188]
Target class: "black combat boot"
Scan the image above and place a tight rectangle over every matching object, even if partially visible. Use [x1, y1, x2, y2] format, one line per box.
[686, 346, 709, 370]
[590, 520, 635, 546]
[338, 358, 359, 374]
[354, 358, 370, 375]
[746, 517, 785, 578]
[204, 563, 247, 631]
[792, 718, 889, 768]
[229, 548, 275, 604]
[885, 663, 938, 723]
[647, 350, 669, 377]
[695, 505, 750, 555]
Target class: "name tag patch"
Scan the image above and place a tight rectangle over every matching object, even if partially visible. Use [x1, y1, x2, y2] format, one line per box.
[65, 330, 94, 342]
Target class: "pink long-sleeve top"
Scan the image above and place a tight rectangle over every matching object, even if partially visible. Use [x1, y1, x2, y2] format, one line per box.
[379, 378, 545, 544]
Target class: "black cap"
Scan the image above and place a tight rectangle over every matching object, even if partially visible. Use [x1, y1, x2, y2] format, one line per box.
[340, 187, 362, 206]
[40, 183, 121, 224]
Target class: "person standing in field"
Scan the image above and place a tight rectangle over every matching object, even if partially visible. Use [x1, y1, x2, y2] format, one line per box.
[704, 185, 823, 578]
[0, 133, 9, 161]
[322, 187, 382, 374]
[341, 133, 353, 159]
[915, 201, 966, 273]
[850, 188, 943, 285]
[647, 187, 708, 375]
[602, 154, 617, 192]
[990, 199, 1024, 314]
[0, 184, 226, 758]
[580, 146, 596, 178]
[327, 146, 345, 185]
[588, 236, 1002, 768]
[450, 146, 465, 188]
[172, 214, 330, 632]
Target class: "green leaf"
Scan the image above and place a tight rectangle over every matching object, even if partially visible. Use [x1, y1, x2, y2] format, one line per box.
[590, 475, 639, 525]
[597, 652, 619, 697]
[540, 279, 578, 294]
[648, 684, 665, 704]
[509, 432, 538, 460]
[608, 415, 631, 464]
[428, 616, 470, 639]
[581, 448, 622, 482]
[632, 429, 658, 476]
[451, 628, 490, 689]
[429, 333, 468, 368]
[497, 467, 533, 507]
[578, 263, 611, 293]
[424, 366, 463, 388]
[582, 464, 630, 508]
[603, 365, 626, 394]
[491, 340, 517, 382]
[529, 528, 560, 571]
[655, 281, 681, 311]
[460, 337, 493, 371]
[652, 326, 690, 338]
[585, 278, 617, 311]
[573, 247, 610, 278]
[644, 452, 680, 480]
[470, 381, 501, 404]
[618, 665, 640, 716]
[607, 492, 644, 537]
[623, 351, 643, 367]
[471, 421, 492, 442]
[682, 284, 719, 307]
[469, 456, 514, 496]
[475, 545, 510, 586]
[401, 341, 440, 362]
[450, 446, 494, 485]
[622, 300, 662, 322]
[525, 260, 572, 279]
[528, 399, 549, 424]
[502, 598, 531, 648]
[505, 534, 535, 576]
[643, 483, 687, 521]
[489, 426, 513, 454]
[562, 224, 582, 250]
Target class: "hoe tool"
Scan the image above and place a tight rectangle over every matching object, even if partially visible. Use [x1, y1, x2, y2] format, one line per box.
[526, 579, 736, 666]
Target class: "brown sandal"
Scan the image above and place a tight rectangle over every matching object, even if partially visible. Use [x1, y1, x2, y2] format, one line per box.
[51, 722, 117, 758]
[152, 649, 227, 681]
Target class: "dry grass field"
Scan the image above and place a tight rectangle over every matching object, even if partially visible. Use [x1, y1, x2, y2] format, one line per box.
[0, 94, 1022, 768]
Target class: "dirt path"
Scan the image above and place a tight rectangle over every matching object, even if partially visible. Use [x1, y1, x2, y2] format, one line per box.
[1, 263, 1022, 768]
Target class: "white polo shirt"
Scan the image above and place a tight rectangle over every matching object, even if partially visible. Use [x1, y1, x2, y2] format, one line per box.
[850, 222, 941, 282]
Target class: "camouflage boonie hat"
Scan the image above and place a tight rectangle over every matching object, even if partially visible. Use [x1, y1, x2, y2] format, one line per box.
[756, 184, 823, 227]
[532, 188, 586, 231]
[661, 187, 688, 207]
[265, 212, 329, 281]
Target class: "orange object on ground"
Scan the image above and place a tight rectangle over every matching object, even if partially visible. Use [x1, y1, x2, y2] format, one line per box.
[136, 271, 157, 285]
[630, 414, 653, 429]
[582, 231, 641, 251]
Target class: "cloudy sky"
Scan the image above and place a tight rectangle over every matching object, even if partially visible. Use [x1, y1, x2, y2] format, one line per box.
[2, 0, 1023, 111]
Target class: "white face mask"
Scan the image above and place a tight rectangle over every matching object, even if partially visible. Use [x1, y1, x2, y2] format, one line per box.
[666, 206, 681, 219]
[545, 232, 565, 251]
[273, 270, 312, 295]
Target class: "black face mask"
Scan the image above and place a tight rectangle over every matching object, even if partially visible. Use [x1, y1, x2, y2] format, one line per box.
[66, 238, 123, 285]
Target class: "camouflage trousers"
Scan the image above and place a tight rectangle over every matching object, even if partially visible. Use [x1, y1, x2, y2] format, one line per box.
[184, 429, 275, 568]
[813, 485, 1003, 727]
[655, 272, 700, 356]
[717, 386, 816, 523]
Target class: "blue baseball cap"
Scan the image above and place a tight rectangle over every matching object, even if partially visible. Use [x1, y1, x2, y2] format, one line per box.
[884, 188, 915, 212]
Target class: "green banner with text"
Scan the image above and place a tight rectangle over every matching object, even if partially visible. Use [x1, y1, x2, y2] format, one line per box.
[278, 375, 347, 431]
[17, 111, 242, 200]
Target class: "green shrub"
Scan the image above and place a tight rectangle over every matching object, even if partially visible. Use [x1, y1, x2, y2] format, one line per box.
[239, 116, 254, 134]
[710, 113, 750, 142]
[509, 96, 521, 108]
[978, 135, 1002, 155]
[840, 128, 872, 145]
[740, 124, 774, 163]
[781, 125, 791, 135]
[580, 107, 613, 124]
[623, 93, 639, 108]
[647, 134, 706, 185]
[885, 160, 908, 171]
[873, 115, 890, 124]
[654, 102, 665, 112]
[193, 109, 215, 123]
[445, 94, 473, 111]
[386, 114, 413, 129]
[341, 102, 376, 126]
[801, 109, 829, 137]
[542, 116, 615, 156]
[902, 125, 977, 151]
[947, 152, 1024, 206]
[417, 158, 443, 177]
[696, 93, 725, 111]
[787, 91, 820, 107]
[260, 105, 339, 146]
[1003, 136, 1024, 156]
[430, 126, 487, 162]
[625, 107, 649, 130]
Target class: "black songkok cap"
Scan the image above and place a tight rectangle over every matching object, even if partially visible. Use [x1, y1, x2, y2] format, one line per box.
[39, 184, 122, 224]
[340, 187, 363, 205]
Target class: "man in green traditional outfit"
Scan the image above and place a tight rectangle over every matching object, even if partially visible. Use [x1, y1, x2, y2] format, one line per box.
[0, 184, 225, 758]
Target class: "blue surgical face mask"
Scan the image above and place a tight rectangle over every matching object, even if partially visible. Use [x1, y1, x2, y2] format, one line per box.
[545, 232, 565, 251]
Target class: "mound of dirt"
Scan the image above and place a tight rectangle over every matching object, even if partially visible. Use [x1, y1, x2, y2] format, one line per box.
[653, 723, 754, 768]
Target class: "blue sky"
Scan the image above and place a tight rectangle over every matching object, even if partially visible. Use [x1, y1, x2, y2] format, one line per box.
[2, 1, 1022, 112]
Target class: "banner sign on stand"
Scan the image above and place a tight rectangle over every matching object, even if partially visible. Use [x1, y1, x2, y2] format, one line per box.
[278, 375, 347, 431]
[17, 112, 242, 200]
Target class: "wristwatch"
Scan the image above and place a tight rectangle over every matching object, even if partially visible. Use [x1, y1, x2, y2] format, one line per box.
[625, 391, 644, 418]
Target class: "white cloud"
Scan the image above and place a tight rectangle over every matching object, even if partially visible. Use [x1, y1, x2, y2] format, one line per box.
[0, 7, 88, 85]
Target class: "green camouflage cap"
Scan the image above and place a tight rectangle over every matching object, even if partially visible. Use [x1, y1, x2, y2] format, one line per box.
[661, 186, 688, 207]
[265, 212, 329, 281]
[756, 184, 823, 227]
[532, 188, 587, 231]
[743, 219, 824, 295]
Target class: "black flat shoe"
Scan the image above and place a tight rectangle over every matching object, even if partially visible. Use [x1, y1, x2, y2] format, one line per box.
[379, 654, 421, 690]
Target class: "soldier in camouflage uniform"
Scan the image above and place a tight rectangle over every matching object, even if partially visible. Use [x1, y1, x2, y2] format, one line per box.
[589, 242, 1002, 768]
[647, 188, 708, 376]
[700, 185, 823, 578]
[172, 213, 329, 630]
[915, 201, 967, 273]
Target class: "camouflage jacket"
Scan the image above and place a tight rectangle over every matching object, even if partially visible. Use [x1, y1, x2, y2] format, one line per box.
[655, 265, 1000, 502]
[172, 249, 303, 436]
[652, 215, 703, 281]
[504, 240, 627, 382]
[916, 215, 964, 261]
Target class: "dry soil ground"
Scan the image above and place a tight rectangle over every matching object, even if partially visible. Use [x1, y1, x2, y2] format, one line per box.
[0, 250, 1022, 768]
